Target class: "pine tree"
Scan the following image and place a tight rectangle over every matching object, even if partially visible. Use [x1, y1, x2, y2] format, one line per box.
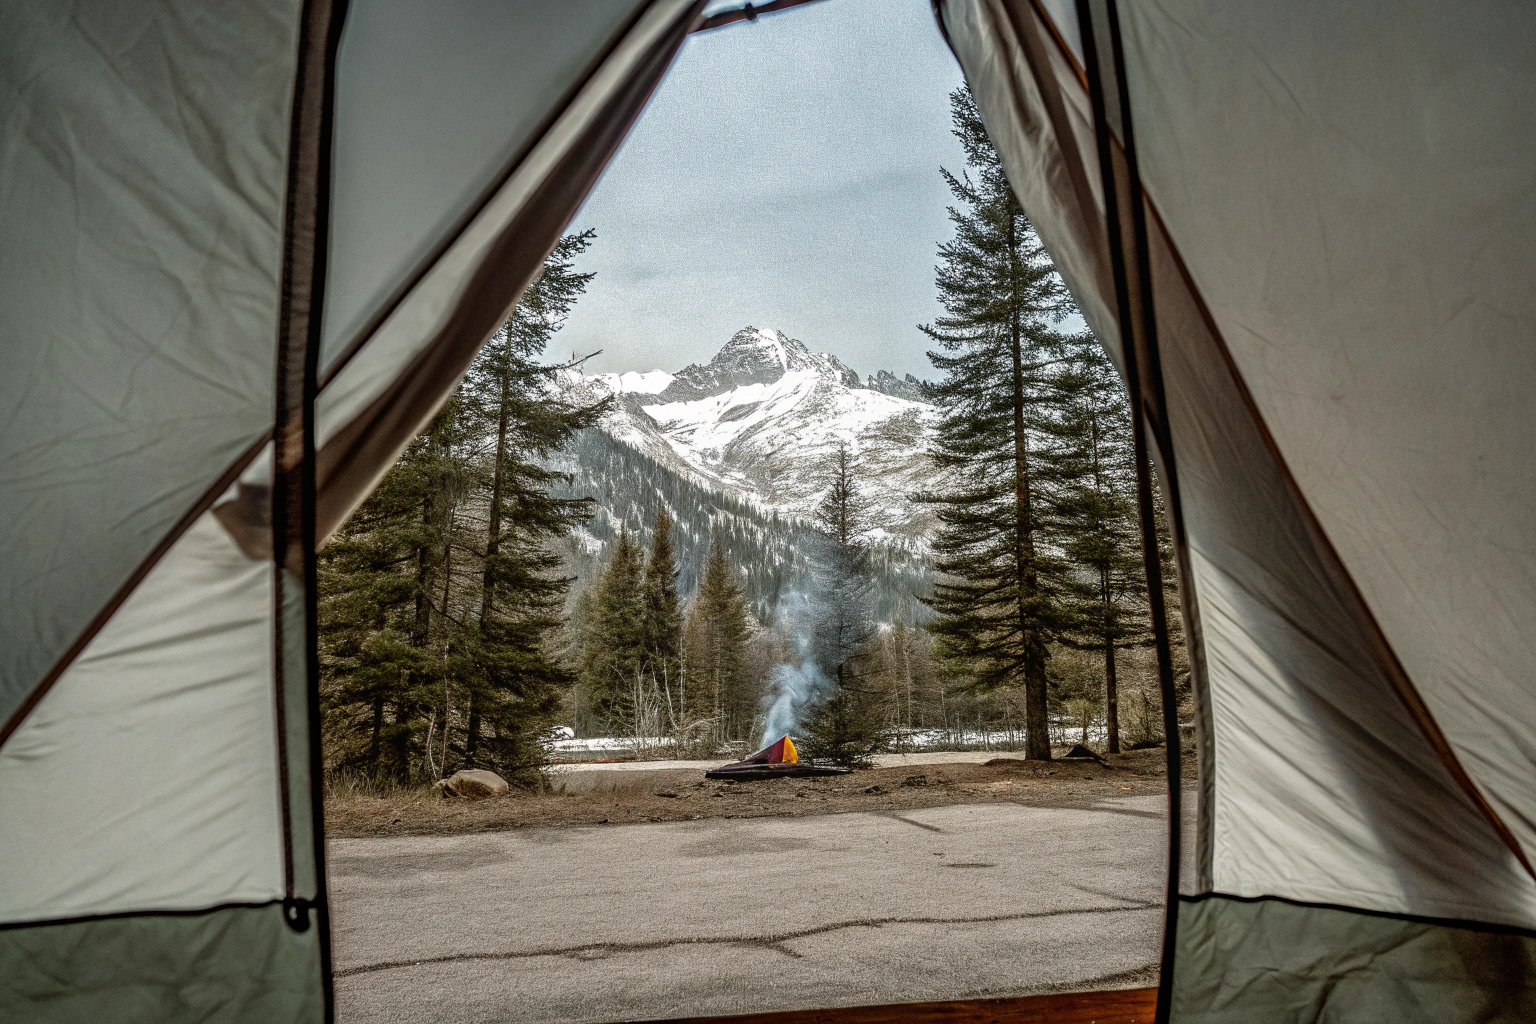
[319, 232, 605, 784]
[683, 539, 752, 745]
[577, 529, 647, 734]
[802, 442, 886, 766]
[1049, 338, 1142, 753]
[916, 86, 1080, 760]
[458, 230, 607, 774]
[641, 506, 683, 706]
[319, 395, 480, 781]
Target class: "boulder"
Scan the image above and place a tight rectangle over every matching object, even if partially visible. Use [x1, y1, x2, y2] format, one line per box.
[434, 768, 509, 799]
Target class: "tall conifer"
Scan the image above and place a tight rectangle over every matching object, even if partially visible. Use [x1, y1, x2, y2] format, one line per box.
[802, 443, 885, 765]
[684, 539, 752, 744]
[916, 86, 1079, 760]
[320, 233, 604, 783]
[641, 507, 683, 697]
[459, 231, 607, 772]
[578, 529, 647, 734]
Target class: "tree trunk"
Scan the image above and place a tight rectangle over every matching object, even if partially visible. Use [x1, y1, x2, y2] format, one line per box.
[1105, 631, 1120, 754]
[1009, 215, 1051, 761]
[465, 697, 480, 766]
[368, 695, 384, 767]
[471, 357, 513, 764]
[413, 499, 432, 644]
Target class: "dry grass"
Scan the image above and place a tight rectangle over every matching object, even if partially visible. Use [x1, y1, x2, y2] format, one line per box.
[324, 746, 1190, 839]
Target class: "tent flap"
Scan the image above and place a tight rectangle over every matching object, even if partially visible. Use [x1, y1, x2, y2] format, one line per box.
[0, 904, 323, 1024]
[1171, 895, 1536, 1023]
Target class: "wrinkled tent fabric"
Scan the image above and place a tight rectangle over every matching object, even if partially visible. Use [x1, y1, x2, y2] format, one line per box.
[0, 1, 702, 1020]
[934, 0, 1536, 1018]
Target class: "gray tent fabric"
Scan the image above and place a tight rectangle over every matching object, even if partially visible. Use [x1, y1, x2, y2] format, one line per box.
[1, 2, 704, 1021]
[1113, 0, 1536, 874]
[935, 0, 1536, 1017]
[0, 904, 324, 1024]
[321, 0, 655, 374]
[1172, 895, 1536, 1023]
[0, 0, 303, 732]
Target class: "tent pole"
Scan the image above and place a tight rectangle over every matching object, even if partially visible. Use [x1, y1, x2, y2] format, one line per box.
[1074, 2, 1184, 1020]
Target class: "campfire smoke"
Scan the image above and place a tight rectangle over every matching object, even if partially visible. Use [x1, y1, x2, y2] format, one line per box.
[759, 590, 835, 747]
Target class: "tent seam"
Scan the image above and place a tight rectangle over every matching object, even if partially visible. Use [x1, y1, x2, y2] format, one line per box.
[1072, 3, 1186, 1021]
[1179, 892, 1536, 941]
[0, 899, 294, 933]
[0, 433, 270, 751]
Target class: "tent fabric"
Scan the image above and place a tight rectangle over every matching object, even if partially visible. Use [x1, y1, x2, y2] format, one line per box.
[3, 2, 703, 1021]
[1, 904, 324, 1024]
[1112, 0, 1536, 872]
[936, 0, 1536, 1015]
[0, 0, 303, 730]
[1171, 895, 1536, 1023]
[0, 513, 284, 924]
[320, 0, 655, 373]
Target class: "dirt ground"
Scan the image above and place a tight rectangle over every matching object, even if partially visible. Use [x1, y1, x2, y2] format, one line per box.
[326, 746, 1188, 839]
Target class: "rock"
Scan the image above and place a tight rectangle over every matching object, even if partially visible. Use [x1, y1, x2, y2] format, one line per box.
[863, 784, 885, 794]
[901, 774, 929, 787]
[434, 769, 510, 799]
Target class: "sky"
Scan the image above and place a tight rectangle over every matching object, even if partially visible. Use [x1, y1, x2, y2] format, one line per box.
[552, 0, 969, 383]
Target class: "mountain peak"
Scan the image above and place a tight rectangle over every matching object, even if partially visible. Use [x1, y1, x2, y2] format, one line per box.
[657, 326, 860, 402]
[721, 327, 804, 369]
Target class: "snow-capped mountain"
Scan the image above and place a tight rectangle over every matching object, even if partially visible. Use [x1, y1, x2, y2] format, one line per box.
[565, 327, 941, 542]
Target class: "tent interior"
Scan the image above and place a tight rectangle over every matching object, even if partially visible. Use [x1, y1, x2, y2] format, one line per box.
[2, 0, 1534, 1021]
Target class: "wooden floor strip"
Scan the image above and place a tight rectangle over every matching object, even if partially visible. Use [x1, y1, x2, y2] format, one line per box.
[645, 987, 1158, 1024]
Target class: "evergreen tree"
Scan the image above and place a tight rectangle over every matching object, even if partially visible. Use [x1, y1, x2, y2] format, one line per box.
[802, 442, 886, 766]
[641, 506, 683, 704]
[458, 230, 607, 773]
[577, 529, 647, 734]
[1052, 338, 1146, 753]
[319, 232, 605, 784]
[916, 86, 1080, 760]
[683, 539, 752, 745]
[319, 395, 481, 781]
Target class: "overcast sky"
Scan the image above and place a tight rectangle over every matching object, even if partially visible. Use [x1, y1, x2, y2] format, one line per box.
[552, 0, 968, 382]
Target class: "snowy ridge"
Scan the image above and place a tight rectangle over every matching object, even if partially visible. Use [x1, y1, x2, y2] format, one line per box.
[562, 327, 943, 543]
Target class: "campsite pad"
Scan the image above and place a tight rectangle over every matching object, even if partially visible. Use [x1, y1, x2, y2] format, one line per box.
[327, 745, 1190, 838]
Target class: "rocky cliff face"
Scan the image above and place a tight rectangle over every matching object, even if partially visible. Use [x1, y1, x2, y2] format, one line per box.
[654, 327, 863, 402]
[866, 369, 925, 402]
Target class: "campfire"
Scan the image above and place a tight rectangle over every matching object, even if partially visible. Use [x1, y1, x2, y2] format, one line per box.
[705, 735, 850, 780]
